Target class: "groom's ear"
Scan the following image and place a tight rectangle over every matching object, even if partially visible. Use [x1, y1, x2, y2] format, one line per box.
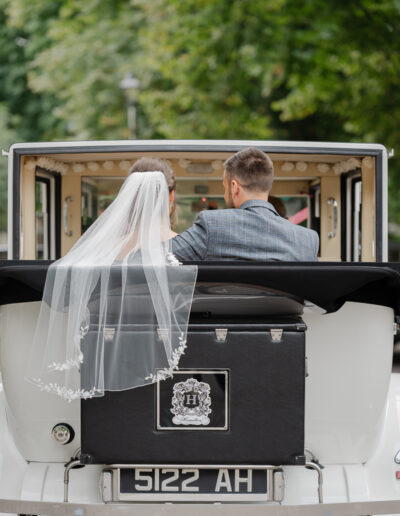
[231, 179, 240, 197]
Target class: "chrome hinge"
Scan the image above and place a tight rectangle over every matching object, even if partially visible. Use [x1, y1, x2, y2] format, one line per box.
[215, 328, 228, 342]
[270, 329, 283, 342]
[104, 327, 115, 341]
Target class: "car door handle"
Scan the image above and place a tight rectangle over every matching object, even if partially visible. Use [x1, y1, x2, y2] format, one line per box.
[63, 196, 73, 237]
[327, 197, 338, 239]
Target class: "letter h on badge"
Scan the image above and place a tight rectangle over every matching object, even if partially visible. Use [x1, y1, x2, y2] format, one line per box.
[185, 394, 198, 406]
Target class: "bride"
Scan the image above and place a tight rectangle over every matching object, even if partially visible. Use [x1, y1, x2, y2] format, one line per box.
[27, 163, 198, 401]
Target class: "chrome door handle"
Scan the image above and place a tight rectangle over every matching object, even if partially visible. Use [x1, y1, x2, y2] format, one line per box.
[63, 196, 73, 236]
[327, 197, 338, 239]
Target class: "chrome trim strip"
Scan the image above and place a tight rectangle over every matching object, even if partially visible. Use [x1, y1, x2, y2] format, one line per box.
[6, 147, 13, 258]
[8, 139, 388, 152]
[109, 463, 281, 468]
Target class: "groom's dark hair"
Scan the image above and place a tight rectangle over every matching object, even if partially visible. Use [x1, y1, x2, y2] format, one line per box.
[224, 147, 274, 192]
[129, 157, 176, 192]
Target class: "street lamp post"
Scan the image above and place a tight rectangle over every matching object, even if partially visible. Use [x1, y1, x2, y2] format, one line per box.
[119, 72, 141, 139]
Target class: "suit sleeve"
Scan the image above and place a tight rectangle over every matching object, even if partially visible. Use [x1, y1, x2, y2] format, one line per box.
[172, 212, 209, 261]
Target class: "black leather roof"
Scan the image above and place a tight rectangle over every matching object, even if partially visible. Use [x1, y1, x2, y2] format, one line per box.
[1, 260, 400, 314]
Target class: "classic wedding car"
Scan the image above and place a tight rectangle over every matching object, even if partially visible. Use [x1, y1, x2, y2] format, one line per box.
[0, 140, 400, 515]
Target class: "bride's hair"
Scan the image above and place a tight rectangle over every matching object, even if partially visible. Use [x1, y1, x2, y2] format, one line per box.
[129, 157, 176, 192]
[130, 157, 177, 226]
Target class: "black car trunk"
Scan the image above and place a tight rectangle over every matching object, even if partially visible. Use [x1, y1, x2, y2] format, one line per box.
[80, 285, 306, 466]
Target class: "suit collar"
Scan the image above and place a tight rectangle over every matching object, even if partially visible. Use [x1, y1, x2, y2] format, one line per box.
[239, 199, 278, 215]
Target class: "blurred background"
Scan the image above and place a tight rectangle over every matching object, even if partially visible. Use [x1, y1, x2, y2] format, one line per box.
[0, 0, 400, 259]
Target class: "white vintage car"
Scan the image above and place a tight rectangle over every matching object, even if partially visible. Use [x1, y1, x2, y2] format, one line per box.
[0, 140, 399, 516]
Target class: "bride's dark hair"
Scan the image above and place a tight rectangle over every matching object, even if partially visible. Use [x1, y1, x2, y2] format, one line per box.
[129, 157, 177, 226]
[129, 157, 176, 192]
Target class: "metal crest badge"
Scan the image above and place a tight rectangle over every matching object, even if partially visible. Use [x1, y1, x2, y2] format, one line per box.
[156, 370, 229, 431]
[171, 378, 212, 426]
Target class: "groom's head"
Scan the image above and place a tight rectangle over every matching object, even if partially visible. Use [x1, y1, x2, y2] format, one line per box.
[223, 147, 274, 209]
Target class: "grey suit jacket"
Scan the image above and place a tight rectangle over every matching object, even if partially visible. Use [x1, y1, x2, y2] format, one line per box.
[172, 200, 319, 261]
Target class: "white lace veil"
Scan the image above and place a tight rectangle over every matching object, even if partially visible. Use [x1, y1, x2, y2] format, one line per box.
[26, 172, 198, 401]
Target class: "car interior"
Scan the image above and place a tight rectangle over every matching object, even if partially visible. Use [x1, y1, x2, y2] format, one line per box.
[18, 150, 378, 262]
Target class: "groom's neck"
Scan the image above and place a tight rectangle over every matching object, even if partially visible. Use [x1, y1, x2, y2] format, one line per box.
[234, 191, 269, 209]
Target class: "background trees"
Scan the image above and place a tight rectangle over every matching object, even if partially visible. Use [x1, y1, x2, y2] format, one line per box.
[0, 0, 400, 240]
[138, 0, 400, 225]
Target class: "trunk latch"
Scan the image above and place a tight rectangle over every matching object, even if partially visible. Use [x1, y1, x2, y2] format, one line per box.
[270, 329, 283, 342]
[215, 328, 228, 342]
[104, 327, 115, 341]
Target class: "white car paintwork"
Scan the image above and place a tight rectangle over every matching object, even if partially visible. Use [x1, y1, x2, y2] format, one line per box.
[303, 302, 394, 464]
[0, 302, 79, 463]
[0, 299, 398, 509]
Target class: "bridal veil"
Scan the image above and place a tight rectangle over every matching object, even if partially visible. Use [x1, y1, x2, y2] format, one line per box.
[27, 172, 198, 401]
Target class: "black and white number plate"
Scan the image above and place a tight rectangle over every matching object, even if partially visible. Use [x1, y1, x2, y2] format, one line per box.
[107, 467, 271, 501]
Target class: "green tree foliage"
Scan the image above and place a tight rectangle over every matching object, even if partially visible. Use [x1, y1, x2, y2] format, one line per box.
[137, 0, 400, 222]
[3, 0, 400, 145]
[138, 0, 400, 140]
[5, 0, 144, 140]
[0, 0, 65, 141]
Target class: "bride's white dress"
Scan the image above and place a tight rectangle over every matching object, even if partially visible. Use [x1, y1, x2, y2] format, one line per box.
[26, 172, 198, 401]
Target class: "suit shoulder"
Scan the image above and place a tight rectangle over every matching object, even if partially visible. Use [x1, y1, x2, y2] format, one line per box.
[197, 208, 236, 223]
[295, 224, 319, 246]
[288, 220, 317, 235]
[283, 220, 318, 241]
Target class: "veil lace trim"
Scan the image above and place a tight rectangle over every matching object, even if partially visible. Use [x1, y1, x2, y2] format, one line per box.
[145, 332, 187, 383]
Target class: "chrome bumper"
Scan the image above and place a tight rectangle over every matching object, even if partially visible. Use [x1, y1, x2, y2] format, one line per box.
[0, 499, 399, 516]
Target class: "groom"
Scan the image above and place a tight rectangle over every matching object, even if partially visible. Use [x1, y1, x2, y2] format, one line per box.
[172, 147, 319, 261]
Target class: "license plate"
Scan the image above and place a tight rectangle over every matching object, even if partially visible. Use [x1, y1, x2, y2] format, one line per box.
[108, 467, 270, 501]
